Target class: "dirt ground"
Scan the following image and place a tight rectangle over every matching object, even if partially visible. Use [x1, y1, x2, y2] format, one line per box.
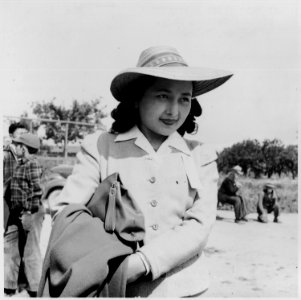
[37, 210, 298, 298]
[204, 210, 298, 297]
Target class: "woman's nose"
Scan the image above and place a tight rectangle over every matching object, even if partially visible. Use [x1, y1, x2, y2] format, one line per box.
[166, 100, 178, 116]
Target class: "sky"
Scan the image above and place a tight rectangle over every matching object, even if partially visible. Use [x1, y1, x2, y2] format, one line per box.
[0, 0, 300, 150]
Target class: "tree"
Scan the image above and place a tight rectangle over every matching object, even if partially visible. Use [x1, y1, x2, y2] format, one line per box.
[261, 139, 284, 178]
[217, 139, 264, 177]
[280, 145, 298, 178]
[216, 147, 235, 174]
[217, 138, 297, 178]
[233, 140, 264, 177]
[31, 98, 107, 143]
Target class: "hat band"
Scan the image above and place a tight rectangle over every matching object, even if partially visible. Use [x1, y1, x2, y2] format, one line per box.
[139, 52, 188, 67]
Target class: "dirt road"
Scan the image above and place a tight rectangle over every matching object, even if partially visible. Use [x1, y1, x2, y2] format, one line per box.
[204, 211, 298, 297]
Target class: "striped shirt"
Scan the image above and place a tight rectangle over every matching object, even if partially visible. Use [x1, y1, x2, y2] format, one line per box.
[10, 156, 43, 213]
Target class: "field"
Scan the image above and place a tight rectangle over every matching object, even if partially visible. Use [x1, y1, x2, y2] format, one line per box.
[37, 154, 298, 214]
[38, 155, 298, 213]
[218, 175, 298, 213]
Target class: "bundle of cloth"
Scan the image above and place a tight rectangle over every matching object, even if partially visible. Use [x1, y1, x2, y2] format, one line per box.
[38, 173, 145, 297]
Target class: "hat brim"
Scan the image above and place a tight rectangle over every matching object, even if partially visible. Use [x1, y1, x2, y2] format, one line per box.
[264, 184, 275, 189]
[12, 137, 22, 144]
[231, 168, 243, 175]
[12, 135, 40, 150]
[110, 67, 233, 101]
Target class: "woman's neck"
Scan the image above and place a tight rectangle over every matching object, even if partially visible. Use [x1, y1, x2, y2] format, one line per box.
[138, 125, 168, 151]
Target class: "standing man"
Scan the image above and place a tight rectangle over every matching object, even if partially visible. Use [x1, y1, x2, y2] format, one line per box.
[257, 183, 280, 223]
[4, 133, 45, 297]
[3, 122, 29, 230]
[3, 122, 29, 296]
[218, 166, 248, 224]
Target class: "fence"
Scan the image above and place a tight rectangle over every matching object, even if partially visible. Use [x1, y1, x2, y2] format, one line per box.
[3, 115, 106, 158]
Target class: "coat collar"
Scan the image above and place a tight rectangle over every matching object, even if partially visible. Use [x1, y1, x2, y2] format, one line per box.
[114, 126, 191, 156]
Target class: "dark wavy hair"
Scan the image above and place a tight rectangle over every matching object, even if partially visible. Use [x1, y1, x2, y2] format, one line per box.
[111, 75, 202, 136]
[8, 121, 29, 135]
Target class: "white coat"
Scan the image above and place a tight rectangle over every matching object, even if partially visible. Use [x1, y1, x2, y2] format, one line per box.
[54, 126, 219, 297]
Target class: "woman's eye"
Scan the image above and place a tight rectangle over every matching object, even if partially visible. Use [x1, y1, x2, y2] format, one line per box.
[157, 94, 168, 99]
[180, 97, 191, 103]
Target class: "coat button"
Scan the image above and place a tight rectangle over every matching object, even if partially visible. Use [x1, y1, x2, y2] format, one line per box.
[149, 177, 156, 183]
[152, 224, 159, 230]
[150, 200, 158, 207]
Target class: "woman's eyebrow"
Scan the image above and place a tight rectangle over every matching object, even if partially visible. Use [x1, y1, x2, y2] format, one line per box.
[154, 88, 171, 93]
[182, 92, 192, 96]
[154, 88, 192, 96]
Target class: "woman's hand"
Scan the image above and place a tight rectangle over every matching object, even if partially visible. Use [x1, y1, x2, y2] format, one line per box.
[126, 253, 147, 284]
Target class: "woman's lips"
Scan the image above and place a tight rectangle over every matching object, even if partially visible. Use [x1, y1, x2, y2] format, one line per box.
[160, 119, 178, 125]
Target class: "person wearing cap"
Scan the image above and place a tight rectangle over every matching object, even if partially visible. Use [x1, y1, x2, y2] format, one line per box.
[218, 165, 249, 224]
[4, 133, 45, 297]
[3, 122, 29, 296]
[3, 122, 29, 193]
[49, 45, 233, 297]
[3, 122, 29, 230]
[257, 183, 280, 223]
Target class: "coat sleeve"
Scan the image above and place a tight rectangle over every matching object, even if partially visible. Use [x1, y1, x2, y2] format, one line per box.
[222, 178, 238, 195]
[51, 132, 102, 216]
[138, 145, 219, 280]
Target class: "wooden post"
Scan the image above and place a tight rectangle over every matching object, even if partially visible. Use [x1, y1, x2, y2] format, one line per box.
[29, 119, 33, 133]
[64, 122, 69, 158]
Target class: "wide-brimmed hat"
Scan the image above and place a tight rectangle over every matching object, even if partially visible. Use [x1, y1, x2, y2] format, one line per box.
[110, 46, 233, 102]
[264, 183, 275, 190]
[13, 133, 40, 150]
[231, 165, 243, 175]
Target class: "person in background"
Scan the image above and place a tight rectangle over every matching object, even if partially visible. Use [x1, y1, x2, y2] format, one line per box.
[3, 122, 29, 296]
[3, 122, 29, 188]
[47, 45, 233, 297]
[218, 165, 248, 224]
[257, 183, 280, 223]
[4, 133, 45, 297]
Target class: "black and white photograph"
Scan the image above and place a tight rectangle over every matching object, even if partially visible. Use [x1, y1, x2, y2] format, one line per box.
[1, 0, 299, 298]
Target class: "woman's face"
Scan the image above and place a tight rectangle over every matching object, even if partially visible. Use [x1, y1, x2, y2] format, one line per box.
[137, 78, 192, 143]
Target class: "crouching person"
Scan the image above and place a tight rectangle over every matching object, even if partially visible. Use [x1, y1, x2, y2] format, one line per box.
[257, 183, 280, 223]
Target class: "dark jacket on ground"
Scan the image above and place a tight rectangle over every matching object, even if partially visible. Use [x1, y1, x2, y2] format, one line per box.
[38, 173, 145, 297]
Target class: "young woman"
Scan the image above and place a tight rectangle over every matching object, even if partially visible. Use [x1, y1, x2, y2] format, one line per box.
[52, 46, 233, 297]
